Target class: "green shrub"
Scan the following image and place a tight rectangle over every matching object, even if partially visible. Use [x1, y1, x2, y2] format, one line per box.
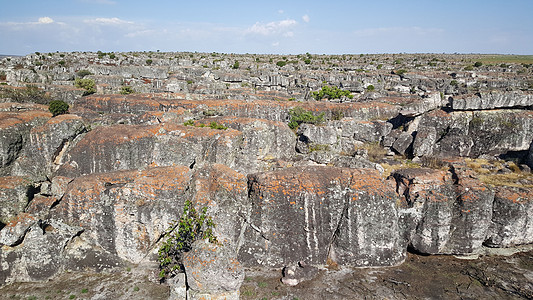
[276, 61, 287, 67]
[311, 85, 353, 100]
[366, 85, 375, 91]
[76, 70, 92, 78]
[288, 107, 325, 129]
[146, 59, 153, 65]
[158, 200, 218, 280]
[303, 58, 311, 64]
[183, 119, 195, 126]
[474, 61, 483, 67]
[394, 69, 408, 76]
[119, 86, 135, 95]
[464, 65, 474, 71]
[48, 100, 69, 116]
[232, 61, 240, 69]
[74, 78, 96, 95]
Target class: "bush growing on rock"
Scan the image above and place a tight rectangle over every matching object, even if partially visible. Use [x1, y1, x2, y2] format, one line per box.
[48, 100, 69, 116]
[119, 86, 135, 95]
[311, 85, 353, 100]
[158, 200, 218, 280]
[288, 107, 325, 129]
[74, 78, 96, 95]
[76, 70, 92, 78]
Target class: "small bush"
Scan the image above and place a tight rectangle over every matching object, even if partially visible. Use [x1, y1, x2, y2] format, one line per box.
[158, 200, 218, 280]
[366, 85, 375, 91]
[288, 107, 325, 129]
[276, 61, 287, 67]
[119, 86, 134, 95]
[146, 59, 153, 65]
[311, 85, 353, 101]
[76, 70, 92, 78]
[75, 78, 96, 95]
[474, 61, 483, 67]
[49, 100, 69, 116]
[232, 61, 240, 69]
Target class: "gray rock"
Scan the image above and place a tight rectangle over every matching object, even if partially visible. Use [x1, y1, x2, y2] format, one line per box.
[392, 132, 413, 156]
[413, 126, 437, 157]
[0, 176, 32, 224]
[241, 166, 404, 268]
[281, 261, 319, 286]
[183, 239, 244, 300]
[485, 187, 533, 247]
[452, 91, 533, 110]
[0, 213, 37, 246]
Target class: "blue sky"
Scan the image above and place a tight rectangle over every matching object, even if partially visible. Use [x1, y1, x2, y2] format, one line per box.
[1, 0, 532, 55]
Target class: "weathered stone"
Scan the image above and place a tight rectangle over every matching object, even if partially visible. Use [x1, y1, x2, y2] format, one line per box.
[485, 187, 533, 247]
[0, 219, 82, 285]
[58, 123, 242, 177]
[0, 176, 32, 224]
[392, 132, 413, 156]
[241, 166, 404, 267]
[393, 166, 494, 255]
[400, 92, 446, 117]
[452, 91, 533, 110]
[183, 239, 244, 300]
[11, 114, 86, 180]
[412, 126, 437, 157]
[0, 213, 37, 246]
[528, 140, 533, 169]
[52, 166, 193, 263]
[281, 261, 319, 286]
[168, 273, 187, 300]
[195, 117, 296, 174]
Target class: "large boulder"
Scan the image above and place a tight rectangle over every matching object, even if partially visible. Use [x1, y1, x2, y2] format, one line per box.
[241, 166, 404, 267]
[11, 114, 86, 181]
[393, 166, 494, 255]
[0, 176, 32, 224]
[183, 239, 244, 300]
[452, 91, 533, 110]
[57, 123, 243, 177]
[485, 186, 533, 247]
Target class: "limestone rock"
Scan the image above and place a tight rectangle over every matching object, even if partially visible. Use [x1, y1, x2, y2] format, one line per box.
[394, 166, 494, 255]
[0, 213, 37, 246]
[392, 132, 413, 156]
[241, 166, 404, 267]
[485, 187, 533, 247]
[281, 261, 319, 286]
[0, 176, 32, 224]
[452, 91, 533, 110]
[183, 239, 244, 300]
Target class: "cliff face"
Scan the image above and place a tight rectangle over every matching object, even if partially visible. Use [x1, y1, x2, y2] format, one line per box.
[0, 52, 532, 288]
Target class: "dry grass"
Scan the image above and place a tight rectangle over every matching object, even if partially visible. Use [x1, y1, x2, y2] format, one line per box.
[465, 158, 533, 188]
[355, 142, 388, 162]
[473, 55, 533, 65]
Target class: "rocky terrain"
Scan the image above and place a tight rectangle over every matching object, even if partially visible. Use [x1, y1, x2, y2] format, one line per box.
[0, 51, 532, 299]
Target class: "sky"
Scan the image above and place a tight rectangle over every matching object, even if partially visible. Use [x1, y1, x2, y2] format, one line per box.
[1, 0, 532, 55]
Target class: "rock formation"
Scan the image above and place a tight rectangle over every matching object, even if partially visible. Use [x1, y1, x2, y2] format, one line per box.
[0, 52, 532, 297]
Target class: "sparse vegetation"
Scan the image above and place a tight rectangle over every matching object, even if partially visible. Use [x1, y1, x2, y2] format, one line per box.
[158, 200, 218, 280]
[76, 70, 92, 78]
[0, 84, 50, 104]
[311, 85, 353, 100]
[119, 86, 135, 95]
[74, 78, 96, 95]
[288, 107, 325, 129]
[48, 100, 69, 116]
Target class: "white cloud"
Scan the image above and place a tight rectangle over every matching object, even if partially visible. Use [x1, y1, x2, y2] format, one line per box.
[84, 17, 134, 26]
[272, 42, 280, 47]
[246, 19, 297, 36]
[38, 17, 54, 24]
[302, 15, 310, 23]
[278, 10, 284, 14]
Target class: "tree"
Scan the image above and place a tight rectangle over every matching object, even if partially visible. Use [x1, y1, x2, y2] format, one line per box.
[48, 100, 69, 116]
[75, 78, 96, 95]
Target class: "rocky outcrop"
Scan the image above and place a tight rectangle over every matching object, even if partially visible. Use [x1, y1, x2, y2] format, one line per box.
[0, 176, 32, 224]
[452, 91, 533, 110]
[241, 166, 405, 267]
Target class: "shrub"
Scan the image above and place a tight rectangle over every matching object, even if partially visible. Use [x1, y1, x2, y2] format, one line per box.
[464, 65, 474, 71]
[303, 58, 311, 64]
[76, 70, 92, 78]
[48, 100, 69, 116]
[474, 61, 483, 67]
[158, 200, 218, 280]
[232, 61, 240, 69]
[366, 85, 375, 91]
[276, 61, 287, 67]
[120, 86, 134, 95]
[288, 107, 325, 129]
[394, 69, 408, 76]
[146, 59, 153, 65]
[75, 78, 96, 95]
[450, 80, 458, 86]
[311, 85, 353, 100]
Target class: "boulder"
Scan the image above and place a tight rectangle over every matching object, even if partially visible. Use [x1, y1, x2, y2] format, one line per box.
[57, 123, 243, 177]
[485, 187, 533, 247]
[0, 176, 32, 224]
[393, 166, 494, 255]
[392, 132, 414, 156]
[452, 91, 533, 110]
[183, 239, 244, 300]
[11, 114, 86, 181]
[241, 166, 404, 267]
